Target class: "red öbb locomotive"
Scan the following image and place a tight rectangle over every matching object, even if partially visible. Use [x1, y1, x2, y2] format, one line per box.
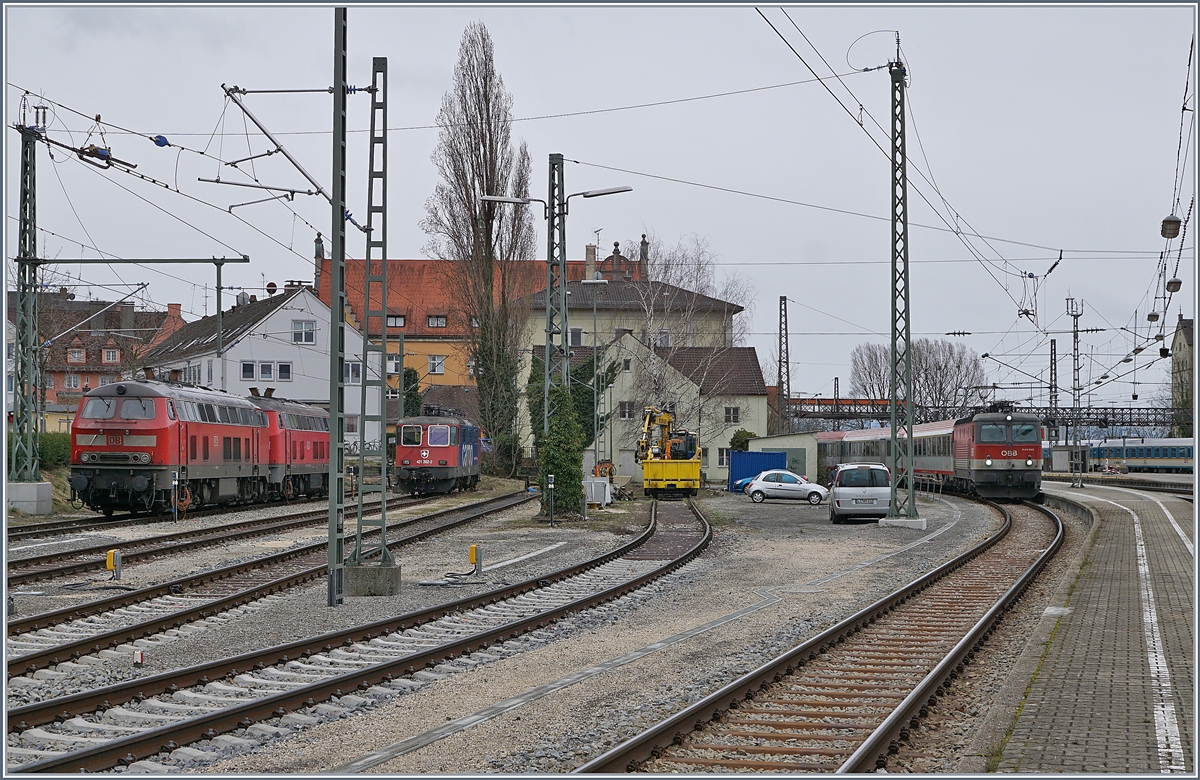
[394, 408, 482, 495]
[70, 379, 329, 515]
[817, 408, 1043, 500]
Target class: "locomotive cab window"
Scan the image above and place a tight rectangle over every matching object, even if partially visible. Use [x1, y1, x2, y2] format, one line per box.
[401, 425, 422, 446]
[81, 397, 116, 419]
[428, 425, 451, 446]
[979, 424, 1007, 442]
[1012, 424, 1039, 442]
[120, 398, 156, 419]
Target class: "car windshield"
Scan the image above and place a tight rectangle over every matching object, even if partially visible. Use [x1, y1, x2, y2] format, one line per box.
[81, 397, 116, 419]
[838, 469, 872, 487]
[401, 425, 422, 446]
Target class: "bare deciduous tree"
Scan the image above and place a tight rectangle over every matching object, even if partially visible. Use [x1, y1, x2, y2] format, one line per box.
[420, 21, 538, 475]
[850, 338, 986, 419]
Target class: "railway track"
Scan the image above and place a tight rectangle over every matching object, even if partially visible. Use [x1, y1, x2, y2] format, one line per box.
[576, 500, 1063, 774]
[5, 494, 433, 588]
[5, 499, 711, 773]
[6, 492, 530, 678]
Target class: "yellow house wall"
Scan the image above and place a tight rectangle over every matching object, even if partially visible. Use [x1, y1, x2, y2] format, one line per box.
[382, 338, 474, 391]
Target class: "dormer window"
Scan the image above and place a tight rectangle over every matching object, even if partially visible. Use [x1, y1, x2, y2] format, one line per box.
[103, 348, 120, 364]
[68, 348, 85, 364]
[427, 315, 447, 328]
[386, 315, 406, 328]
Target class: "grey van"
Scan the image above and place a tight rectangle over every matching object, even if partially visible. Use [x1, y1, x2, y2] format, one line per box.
[829, 463, 891, 523]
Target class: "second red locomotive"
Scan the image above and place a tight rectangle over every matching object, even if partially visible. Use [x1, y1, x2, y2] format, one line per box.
[394, 408, 482, 495]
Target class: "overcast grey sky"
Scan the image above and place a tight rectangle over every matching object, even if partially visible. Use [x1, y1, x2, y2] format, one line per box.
[5, 3, 1196, 409]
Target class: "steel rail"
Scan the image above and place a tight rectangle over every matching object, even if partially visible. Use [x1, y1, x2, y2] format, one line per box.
[7, 492, 528, 675]
[10, 499, 712, 773]
[6, 494, 426, 587]
[838, 500, 1064, 772]
[575, 498, 1063, 773]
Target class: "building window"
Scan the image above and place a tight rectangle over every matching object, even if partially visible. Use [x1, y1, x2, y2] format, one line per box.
[6, 375, 12, 392]
[345, 415, 359, 434]
[68, 348, 85, 363]
[241, 362, 255, 380]
[427, 315, 447, 328]
[292, 320, 316, 343]
[619, 401, 637, 420]
[657, 329, 671, 348]
[103, 348, 120, 364]
[718, 448, 730, 467]
[64, 374, 80, 389]
[6, 343, 13, 361]
[570, 328, 583, 347]
[623, 358, 631, 373]
[429, 355, 446, 375]
[386, 353, 402, 374]
[467, 357, 477, 378]
[207, 359, 213, 384]
[278, 363, 292, 381]
[701, 447, 709, 467]
[99, 375, 116, 386]
[386, 314, 406, 328]
[260, 362, 273, 380]
[344, 361, 362, 385]
[725, 406, 740, 424]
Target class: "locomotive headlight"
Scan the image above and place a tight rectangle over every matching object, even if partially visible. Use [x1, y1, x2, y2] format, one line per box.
[1026, 458, 1034, 466]
[139, 453, 151, 464]
[985, 458, 993, 466]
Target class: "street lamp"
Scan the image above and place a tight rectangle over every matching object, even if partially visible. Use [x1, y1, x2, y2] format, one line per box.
[581, 274, 609, 476]
[483, 174, 631, 437]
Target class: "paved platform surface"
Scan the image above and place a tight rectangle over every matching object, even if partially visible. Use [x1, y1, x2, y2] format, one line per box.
[996, 484, 1194, 773]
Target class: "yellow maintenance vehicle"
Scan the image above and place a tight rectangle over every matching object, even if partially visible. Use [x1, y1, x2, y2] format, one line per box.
[635, 406, 701, 498]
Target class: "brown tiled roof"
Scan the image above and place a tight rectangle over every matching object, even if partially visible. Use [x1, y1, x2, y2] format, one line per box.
[529, 279, 743, 316]
[655, 346, 766, 396]
[142, 289, 302, 365]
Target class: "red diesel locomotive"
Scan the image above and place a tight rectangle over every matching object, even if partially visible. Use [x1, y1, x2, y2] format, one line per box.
[70, 379, 330, 515]
[817, 409, 1043, 500]
[247, 389, 330, 501]
[394, 411, 482, 495]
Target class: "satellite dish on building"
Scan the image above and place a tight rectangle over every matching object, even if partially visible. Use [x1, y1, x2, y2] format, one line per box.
[266, 282, 277, 296]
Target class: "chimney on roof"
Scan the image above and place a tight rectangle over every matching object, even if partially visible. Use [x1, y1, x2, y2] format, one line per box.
[145, 368, 156, 380]
[313, 232, 325, 290]
[250, 295, 257, 303]
[263, 387, 275, 397]
[249, 387, 260, 396]
[585, 244, 597, 281]
[167, 369, 181, 382]
[167, 303, 181, 318]
[639, 234, 649, 280]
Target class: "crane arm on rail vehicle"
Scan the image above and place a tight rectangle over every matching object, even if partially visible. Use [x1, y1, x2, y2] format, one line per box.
[635, 406, 699, 463]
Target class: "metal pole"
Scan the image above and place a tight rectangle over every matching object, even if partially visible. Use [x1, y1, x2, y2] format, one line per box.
[888, 41, 917, 519]
[216, 263, 224, 391]
[11, 120, 42, 483]
[778, 296, 790, 435]
[327, 6, 348, 606]
[594, 297, 600, 469]
[543, 153, 567, 436]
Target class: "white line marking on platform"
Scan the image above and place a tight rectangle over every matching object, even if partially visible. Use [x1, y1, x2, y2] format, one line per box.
[1091, 485, 1194, 557]
[1091, 496, 1187, 773]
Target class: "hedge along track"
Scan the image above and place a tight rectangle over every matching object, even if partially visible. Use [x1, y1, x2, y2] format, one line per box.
[576, 500, 1064, 774]
[5, 493, 437, 587]
[6, 499, 711, 773]
[6, 492, 533, 679]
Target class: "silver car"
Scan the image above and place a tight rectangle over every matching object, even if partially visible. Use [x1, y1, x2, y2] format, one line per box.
[746, 470, 829, 505]
[829, 463, 892, 522]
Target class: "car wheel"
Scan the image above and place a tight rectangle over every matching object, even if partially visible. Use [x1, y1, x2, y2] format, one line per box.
[750, 490, 766, 504]
[829, 510, 839, 524]
[807, 492, 822, 505]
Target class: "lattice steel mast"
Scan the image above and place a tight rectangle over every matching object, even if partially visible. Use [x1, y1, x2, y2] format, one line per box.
[10, 106, 46, 483]
[351, 56, 392, 566]
[777, 296, 790, 434]
[542, 153, 568, 435]
[327, 6, 349, 606]
[888, 39, 917, 519]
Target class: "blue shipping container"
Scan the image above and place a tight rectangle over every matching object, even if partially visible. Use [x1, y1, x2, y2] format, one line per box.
[727, 450, 787, 492]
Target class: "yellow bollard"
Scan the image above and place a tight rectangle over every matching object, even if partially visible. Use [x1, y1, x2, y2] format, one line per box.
[105, 549, 122, 580]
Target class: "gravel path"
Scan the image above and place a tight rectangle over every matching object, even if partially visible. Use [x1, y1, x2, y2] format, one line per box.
[181, 492, 1009, 774]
